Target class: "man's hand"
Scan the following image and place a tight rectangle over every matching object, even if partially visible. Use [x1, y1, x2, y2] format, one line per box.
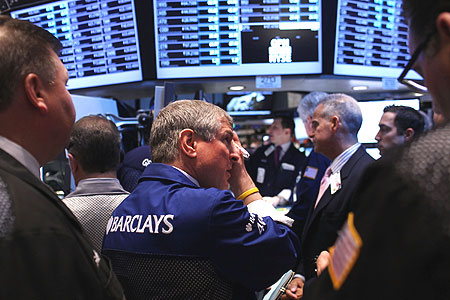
[316, 250, 331, 276]
[228, 132, 261, 205]
[281, 277, 304, 300]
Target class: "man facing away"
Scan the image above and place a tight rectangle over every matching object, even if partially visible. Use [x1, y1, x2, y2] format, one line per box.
[0, 16, 124, 299]
[64, 115, 129, 252]
[103, 100, 300, 300]
[246, 116, 306, 201]
[375, 105, 425, 156]
[283, 94, 374, 299]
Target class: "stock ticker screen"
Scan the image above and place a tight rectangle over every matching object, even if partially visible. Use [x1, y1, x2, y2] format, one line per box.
[10, 0, 143, 90]
[333, 0, 420, 79]
[154, 0, 322, 79]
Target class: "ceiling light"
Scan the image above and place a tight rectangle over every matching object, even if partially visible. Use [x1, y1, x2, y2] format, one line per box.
[228, 85, 246, 91]
[352, 85, 368, 91]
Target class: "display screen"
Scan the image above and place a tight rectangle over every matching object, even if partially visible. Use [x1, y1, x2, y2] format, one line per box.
[224, 91, 273, 116]
[10, 0, 143, 90]
[357, 98, 420, 144]
[154, 0, 322, 79]
[333, 0, 421, 79]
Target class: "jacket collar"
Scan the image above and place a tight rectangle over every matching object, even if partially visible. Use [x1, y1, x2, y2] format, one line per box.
[139, 163, 199, 188]
[0, 149, 83, 232]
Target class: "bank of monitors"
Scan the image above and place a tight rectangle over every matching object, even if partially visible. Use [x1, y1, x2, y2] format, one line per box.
[10, 0, 144, 90]
[154, 0, 322, 79]
[333, 0, 421, 80]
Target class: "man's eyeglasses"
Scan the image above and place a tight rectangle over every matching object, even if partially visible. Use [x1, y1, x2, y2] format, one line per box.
[397, 32, 435, 93]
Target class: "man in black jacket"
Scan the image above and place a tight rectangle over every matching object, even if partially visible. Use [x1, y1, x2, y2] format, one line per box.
[0, 16, 124, 299]
[283, 94, 374, 299]
[293, 1, 450, 299]
[246, 116, 306, 201]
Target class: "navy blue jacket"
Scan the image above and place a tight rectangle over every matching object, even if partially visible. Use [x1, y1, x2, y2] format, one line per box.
[103, 163, 300, 300]
[287, 150, 331, 235]
[245, 143, 306, 197]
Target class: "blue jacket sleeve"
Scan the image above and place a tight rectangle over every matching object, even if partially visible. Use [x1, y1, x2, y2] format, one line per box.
[209, 191, 300, 290]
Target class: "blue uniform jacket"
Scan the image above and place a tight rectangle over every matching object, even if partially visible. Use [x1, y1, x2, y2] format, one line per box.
[245, 143, 306, 197]
[103, 163, 300, 299]
[287, 150, 331, 235]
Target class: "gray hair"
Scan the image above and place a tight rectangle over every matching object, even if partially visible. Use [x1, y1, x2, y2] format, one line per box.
[0, 16, 62, 112]
[318, 94, 362, 136]
[149, 100, 233, 163]
[297, 91, 329, 122]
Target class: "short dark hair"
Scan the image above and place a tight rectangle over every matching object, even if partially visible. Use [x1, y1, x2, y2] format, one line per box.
[68, 115, 122, 173]
[276, 116, 295, 137]
[402, 0, 450, 40]
[383, 105, 425, 136]
[0, 16, 62, 112]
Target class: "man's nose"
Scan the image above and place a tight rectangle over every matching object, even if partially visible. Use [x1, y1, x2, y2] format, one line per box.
[375, 131, 381, 141]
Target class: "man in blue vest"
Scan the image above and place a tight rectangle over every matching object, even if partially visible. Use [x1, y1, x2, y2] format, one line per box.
[103, 100, 300, 300]
[286, 92, 331, 235]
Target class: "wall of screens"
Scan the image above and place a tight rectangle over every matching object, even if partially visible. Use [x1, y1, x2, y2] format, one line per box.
[333, 0, 420, 79]
[153, 0, 322, 79]
[10, 0, 144, 90]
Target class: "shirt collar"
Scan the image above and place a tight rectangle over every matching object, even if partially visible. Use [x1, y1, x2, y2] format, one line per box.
[276, 141, 291, 159]
[0, 135, 41, 178]
[329, 143, 361, 174]
[172, 166, 200, 187]
[66, 178, 129, 197]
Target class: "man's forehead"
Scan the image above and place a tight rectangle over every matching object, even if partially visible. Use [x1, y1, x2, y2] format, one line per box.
[381, 112, 396, 122]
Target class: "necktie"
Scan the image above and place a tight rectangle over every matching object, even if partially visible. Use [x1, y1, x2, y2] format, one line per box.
[274, 146, 282, 167]
[314, 167, 332, 208]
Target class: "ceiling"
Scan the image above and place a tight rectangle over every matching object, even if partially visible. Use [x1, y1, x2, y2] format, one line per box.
[70, 74, 425, 102]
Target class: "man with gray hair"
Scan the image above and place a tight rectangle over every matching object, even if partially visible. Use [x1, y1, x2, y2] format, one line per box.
[103, 100, 300, 300]
[283, 94, 374, 299]
[286, 92, 331, 235]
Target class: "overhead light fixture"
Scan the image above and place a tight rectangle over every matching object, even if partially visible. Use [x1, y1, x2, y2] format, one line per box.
[352, 85, 368, 91]
[228, 85, 246, 91]
[413, 92, 424, 97]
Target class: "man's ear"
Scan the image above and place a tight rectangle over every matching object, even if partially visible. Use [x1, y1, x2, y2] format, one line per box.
[404, 128, 415, 142]
[436, 12, 450, 43]
[179, 129, 197, 158]
[68, 152, 78, 174]
[330, 116, 339, 132]
[23, 73, 48, 113]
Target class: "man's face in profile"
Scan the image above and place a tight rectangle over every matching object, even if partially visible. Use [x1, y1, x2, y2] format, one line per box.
[375, 112, 405, 156]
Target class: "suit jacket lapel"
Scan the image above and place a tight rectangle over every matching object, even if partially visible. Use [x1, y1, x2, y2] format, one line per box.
[0, 149, 83, 231]
[302, 146, 365, 239]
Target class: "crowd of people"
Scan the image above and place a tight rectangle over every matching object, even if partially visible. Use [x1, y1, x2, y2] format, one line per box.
[0, 0, 449, 298]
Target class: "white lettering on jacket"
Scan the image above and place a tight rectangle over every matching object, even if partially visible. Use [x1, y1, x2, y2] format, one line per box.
[106, 214, 174, 235]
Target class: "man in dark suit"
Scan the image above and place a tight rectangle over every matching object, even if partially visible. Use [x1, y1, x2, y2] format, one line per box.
[0, 16, 124, 299]
[293, 1, 450, 299]
[283, 94, 374, 299]
[246, 116, 306, 200]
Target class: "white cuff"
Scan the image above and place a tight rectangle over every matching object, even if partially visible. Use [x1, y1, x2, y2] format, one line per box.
[247, 199, 294, 227]
[277, 189, 292, 205]
[293, 274, 305, 282]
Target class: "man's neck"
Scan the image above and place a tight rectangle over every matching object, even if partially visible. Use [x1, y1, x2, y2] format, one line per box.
[75, 171, 117, 186]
